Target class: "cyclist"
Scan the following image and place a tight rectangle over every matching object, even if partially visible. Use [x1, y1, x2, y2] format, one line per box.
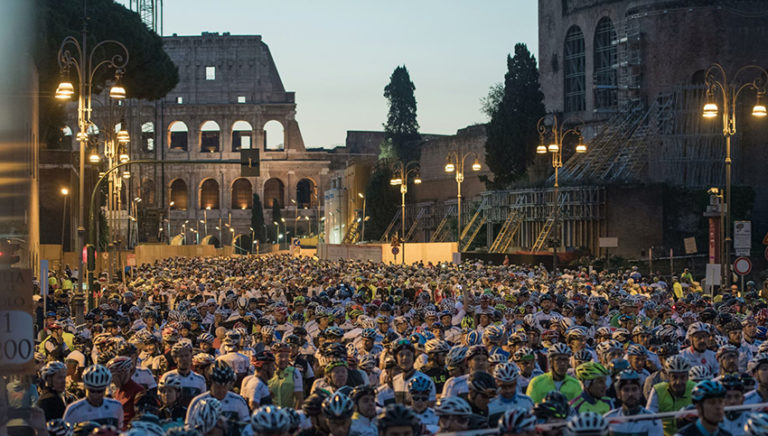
[441, 346, 468, 398]
[405, 376, 437, 432]
[242, 351, 277, 409]
[268, 342, 304, 409]
[465, 371, 497, 429]
[569, 361, 613, 414]
[63, 364, 123, 428]
[376, 404, 420, 436]
[526, 343, 582, 403]
[157, 373, 187, 430]
[421, 339, 450, 395]
[745, 353, 768, 405]
[497, 407, 536, 436]
[489, 362, 533, 418]
[513, 347, 543, 393]
[349, 385, 377, 436]
[434, 397, 472, 433]
[107, 356, 145, 427]
[391, 340, 436, 404]
[187, 397, 225, 436]
[676, 380, 730, 436]
[187, 361, 249, 433]
[38, 361, 69, 420]
[604, 370, 663, 435]
[681, 322, 719, 375]
[299, 391, 330, 436]
[720, 374, 747, 434]
[322, 391, 355, 436]
[160, 341, 207, 408]
[647, 355, 694, 436]
[247, 405, 291, 436]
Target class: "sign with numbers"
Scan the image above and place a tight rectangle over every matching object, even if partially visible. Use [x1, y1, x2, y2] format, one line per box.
[0, 268, 34, 373]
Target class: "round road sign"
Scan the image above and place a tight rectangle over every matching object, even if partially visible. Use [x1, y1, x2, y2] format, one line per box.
[392, 247, 400, 255]
[733, 257, 752, 276]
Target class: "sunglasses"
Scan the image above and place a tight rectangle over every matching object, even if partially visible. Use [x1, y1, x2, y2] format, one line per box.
[410, 394, 429, 402]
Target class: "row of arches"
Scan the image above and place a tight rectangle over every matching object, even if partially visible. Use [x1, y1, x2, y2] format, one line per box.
[155, 177, 317, 211]
[564, 17, 618, 113]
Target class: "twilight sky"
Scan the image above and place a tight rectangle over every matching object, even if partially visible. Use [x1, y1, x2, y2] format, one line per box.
[119, 0, 539, 148]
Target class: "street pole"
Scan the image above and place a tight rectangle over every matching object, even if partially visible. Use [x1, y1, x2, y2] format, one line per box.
[61, 189, 69, 249]
[400, 185, 406, 265]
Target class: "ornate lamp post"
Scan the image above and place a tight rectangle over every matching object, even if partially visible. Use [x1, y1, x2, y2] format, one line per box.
[703, 63, 768, 286]
[444, 148, 481, 244]
[389, 160, 421, 264]
[536, 115, 587, 273]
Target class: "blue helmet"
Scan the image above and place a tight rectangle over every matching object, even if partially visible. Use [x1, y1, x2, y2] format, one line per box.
[691, 380, 726, 403]
[467, 330, 483, 346]
[407, 375, 432, 394]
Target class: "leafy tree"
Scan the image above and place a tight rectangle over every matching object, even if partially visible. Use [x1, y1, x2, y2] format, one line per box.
[383, 66, 421, 162]
[250, 193, 266, 243]
[482, 43, 545, 189]
[271, 200, 282, 242]
[480, 82, 504, 120]
[364, 162, 400, 241]
[36, 0, 179, 149]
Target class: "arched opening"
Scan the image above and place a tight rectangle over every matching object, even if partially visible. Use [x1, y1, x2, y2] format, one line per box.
[200, 178, 220, 209]
[140, 179, 156, 207]
[169, 179, 188, 210]
[564, 25, 586, 112]
[593, 17, 617, 111]
[231, 178, 253, 210]
[296, 178, 316, 209]
[201, 234, 220, 248]
[263, 120, 285, 151]
[232, 120, 253, 151]
[169, 121, 188, 151]
[142, 122, 155, 152]
[263, 178, 285, 208]
[200, 120, 221, 153]
[233, 234, 251, 254]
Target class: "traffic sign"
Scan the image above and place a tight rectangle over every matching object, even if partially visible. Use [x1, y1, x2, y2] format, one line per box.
[733, 257, 752, 276]
[0, 268, 34, 373]
[392, 247, 399, 255]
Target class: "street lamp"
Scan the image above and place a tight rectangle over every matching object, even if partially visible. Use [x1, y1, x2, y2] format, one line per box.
[390, 160, 421, 264]
[536, 114, 587, 272]
[358, 192, 367, 242]
[444, 148, 481, 245]
[60, 187, 70, 249]
[703, 63, 768, 285]
[56, 26, 128, 316]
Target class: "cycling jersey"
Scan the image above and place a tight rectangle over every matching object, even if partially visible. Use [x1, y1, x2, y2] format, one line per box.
[721, 412, 748, 435]
[569, 391, 613, 414]
[160, 369, 207, 407]
[63, 397, 123, 429]
[216, 351, 250, 377]
[187, 391, 249, 425]
[132, 367, 157, 390]
[242, 376, 272, 408]
[517, 369, 544, 393]
[414, 408, 438, 427]
[646, 380, 695, 436]
[675, 420, 734, 436]
[392, 370, 436, 403]
[350, 413, 377, 436]
[441, 374, 468, 398]
[488, 394, 533, 423]
[525, 372, 582, 404]
[680, 347, 719, 376]
[604, 406, 663, 436]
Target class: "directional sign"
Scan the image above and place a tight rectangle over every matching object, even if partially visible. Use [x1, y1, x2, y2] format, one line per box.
[392, 247, 400, 255]
[733, 257, 752, 276]
[0, 268, 34, 373]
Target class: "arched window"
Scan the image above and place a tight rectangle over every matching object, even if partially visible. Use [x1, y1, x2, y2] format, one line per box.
[142, 122, 155, 152]
[200, 179, 220, 209]
[296, 178, 316, 208]
[564, 25, 586, 112]
[263, 178, 285, 208]
[200, 120, 220, 153]
[263, 120, 285, 151]
[594, 18, 618, 110]
[170, 179, 188, 210]
[232, 120, 253, 151]
[169, 121, 188, 151]
[232, 178, 253, 209]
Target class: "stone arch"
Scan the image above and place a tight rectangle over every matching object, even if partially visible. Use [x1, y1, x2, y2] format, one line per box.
[140, 178, 156, 207]
[263, 120, 285, 151]
[200, 120, 221, 153]
[296, 178, 316, 208]
[593, 17, 617, 110]
[169, 179, 188, 210]
[263, 178, 285, 208]
[168, 121, 189, 151]
[231, 178, 253, 210]
[141, 122, 155, 152]
[232, 120, 253, 151]
[564, 25, 586, 112]
[200, 178, 220, 209]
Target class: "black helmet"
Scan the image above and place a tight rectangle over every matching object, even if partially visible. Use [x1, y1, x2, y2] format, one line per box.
[208, 361, 235, 384]
[377, 404, 419, 434]
[533, 400, 569, 421]
[468, 371, 497, 396]
[303, 391, 330, 417]
[351, 384, 376, 402]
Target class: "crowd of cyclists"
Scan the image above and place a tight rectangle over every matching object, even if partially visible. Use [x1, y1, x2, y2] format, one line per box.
[15, 254, 768, 436]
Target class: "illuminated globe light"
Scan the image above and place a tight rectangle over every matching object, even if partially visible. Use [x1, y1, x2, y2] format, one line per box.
[536, 144, 547, 154]
[702, 102, 719, 118]
[548, 143, 560, 153]
[444, 162, 455, 173]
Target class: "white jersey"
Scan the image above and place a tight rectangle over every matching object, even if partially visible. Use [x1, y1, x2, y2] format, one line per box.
[216, 352, 250, 376]
[603, 407, 663, 436]
[442, 374, 468, 398]
[350, 415, 377, 436]
[187, 391, 250, 424]
[242, 376, 272, 408]
[63, 397, 123, 429]
[160, 369, 207, 402]
[131, 367, 157, 390]
[679, 347, 719, 376]
[414, 408, 438, 427]
[392, 370, 436, 404]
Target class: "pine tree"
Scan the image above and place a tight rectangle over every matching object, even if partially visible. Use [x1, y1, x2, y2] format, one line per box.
[271, 200, 282, 242]
[384, 65, 421, 162]
[250, 193, 266, 243]
[483, 43, 545, 189]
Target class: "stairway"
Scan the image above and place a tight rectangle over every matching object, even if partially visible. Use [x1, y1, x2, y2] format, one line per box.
[488, 197, 525, 253]
[459, 198, 488, 251]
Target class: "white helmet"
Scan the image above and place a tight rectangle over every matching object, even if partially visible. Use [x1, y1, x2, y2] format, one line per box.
[665, 355, 692, 373]
[566, 411, 609, 435]
[82, 364, 112, 389]
[434, 396, 473, 416]
[689, 365, 712, 382]
[687, 322, 710, 338]
[493, 362, 520, 383]
[425, 339, 451, 354]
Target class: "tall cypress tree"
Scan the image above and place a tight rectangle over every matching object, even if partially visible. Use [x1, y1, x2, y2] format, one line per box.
[250, 193, 266, 243]
[271, 200, 282, 242]
[384, 66, 421, 162]
[483, 43, 545, 189]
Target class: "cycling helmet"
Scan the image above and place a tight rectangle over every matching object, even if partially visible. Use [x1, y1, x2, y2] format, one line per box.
[720, 374, 744, 392]
[41, 361, 67, 379]
[159, 373, 183, 390]
[566, 411, 609, 435]
[689, 365, 713, 382]
[192, 353, 215, 368]
[573, 349, 593, 363]
[434, 397, 472, 416]
[303, 391, 330, 417]
[575, 362, 609, 382]
[359, 355, 377, 371]
[262, 325, 276, 337]
[407, 375, 432, 394]
[106, 356, 133, 373]
[744, 412, 768, 436]
[209, 361, 236, 384]
[163, 427, 202, 436]
[608, 359, 631, 376]
[324, 326, 344, 339]
[171, 341, 193, 355]
[498, 407, 536, 435]
[322, 391, 354, 419]
[188, 398, 222, 434]
[656, 343, 680, 358]
[548, 343, 572, 358]
[425, 339, 450, 354]
[632, 325, 651, 336]
[534, 400, 569, 420]
[513, 347, 535, 362]
[595, 341, 614, 357]
[750, 353, 768, 374]
[687, 322, 710, 338]
[493, 362, 520, 383]
[596, 327, 612, 339]
[466, 330, 483, 346]
[717, 344, 739, 360]
[467, 345, 489, 360]
[484, 325, 503, 342]
[488, 351, 508, 364]
[666, 355, 692, 373]
[128, 421, 164, 436]
[250, 406, 291, 433]
[82, 364, 112, 389]
[283, 407, 301, 431]
[509, 331, 528, 344]
[468, 371, 497, 395]
[350, 384, 376, 402]
[691, 380, 726, 403]
[46, 419, 73, 436]
[446, 346, 468, 368]
[612, 328, 630, 343]
[361, 328, 377, 339]
[614, 370, 642, 391]
[626, 344, 647, 357]
[565, 328, 587, 341]
[377, 404, 420, 433]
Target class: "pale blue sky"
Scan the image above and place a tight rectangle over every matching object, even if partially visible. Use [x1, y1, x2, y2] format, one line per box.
[120, 0, 539, 148]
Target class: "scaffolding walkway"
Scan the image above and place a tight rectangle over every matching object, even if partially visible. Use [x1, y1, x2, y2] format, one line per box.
[459, 197, 488, 251]
[488, 196, 525, 253]
[379, 207, 401, 242]
[430, 203, 457, 243]
[342, 219, 360, 244]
